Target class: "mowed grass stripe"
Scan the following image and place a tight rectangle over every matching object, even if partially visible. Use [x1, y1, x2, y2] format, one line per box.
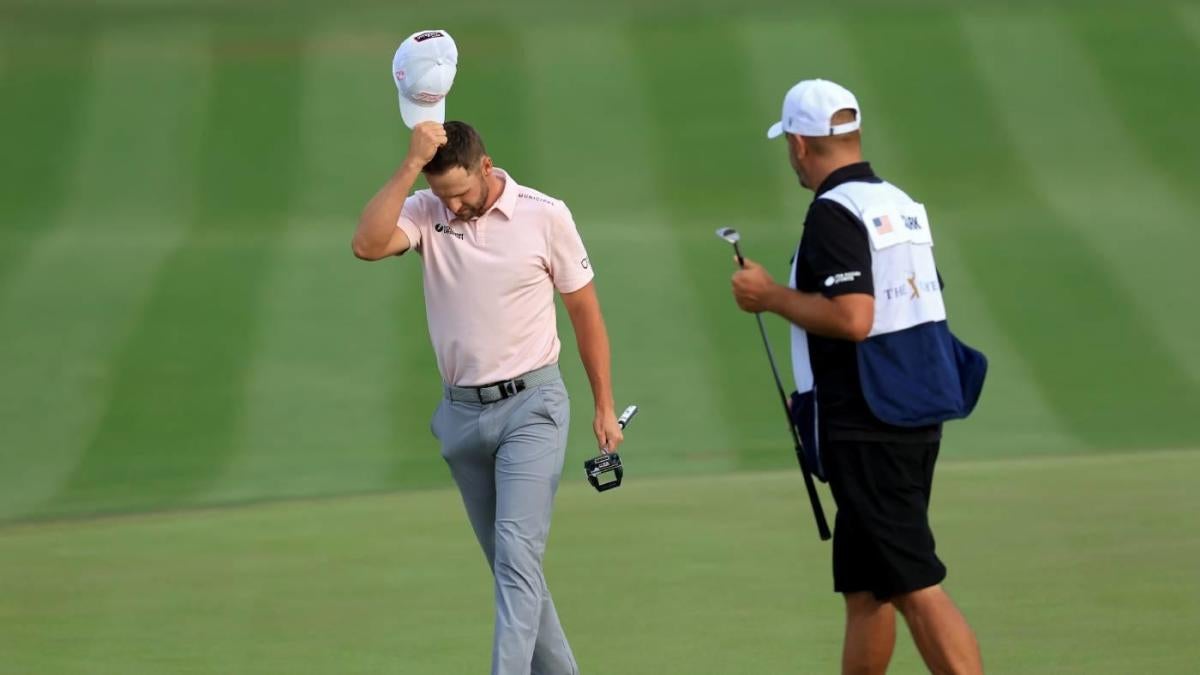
[737, 15, 1081, 459]
[50, 24, 309, 516]
[737, 15, 847, 221]
[0, 26, 212, 520]
[963, 12, 1200, 386]
[1180, 2, 1200, 44]
[214, 28, 444, 504]
[522, 22, 737, 473]
[0, 27, 95, 292]
[443, 23, 539, 181]
[734, 16, 855, 469]
[839, 9, 1199, 451]
[629, 20, 798, 471]
[1071, 7, 1200, 201]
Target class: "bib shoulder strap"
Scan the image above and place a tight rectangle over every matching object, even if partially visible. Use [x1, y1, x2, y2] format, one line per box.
[818, 186, 861, 216]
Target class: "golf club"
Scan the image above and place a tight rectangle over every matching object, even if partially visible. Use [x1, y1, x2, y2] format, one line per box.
[584, 404, 639, 492]
[716, 227, 831, 541]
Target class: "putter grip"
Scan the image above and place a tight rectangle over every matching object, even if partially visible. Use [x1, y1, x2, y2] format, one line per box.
[600, 405, 639, 453]
[617, 405, 638, 430]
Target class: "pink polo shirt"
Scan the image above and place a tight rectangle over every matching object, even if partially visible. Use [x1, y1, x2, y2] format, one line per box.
[396, 169, 594, 387]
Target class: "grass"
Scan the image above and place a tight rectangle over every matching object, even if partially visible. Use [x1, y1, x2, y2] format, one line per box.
[3, 449, 1198, 674]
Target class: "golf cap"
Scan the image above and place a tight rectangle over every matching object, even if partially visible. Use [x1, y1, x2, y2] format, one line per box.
[766, 79, 861, 139]
[392, 30, 458, 129]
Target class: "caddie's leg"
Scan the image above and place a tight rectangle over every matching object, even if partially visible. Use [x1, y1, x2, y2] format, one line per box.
[893, 585, 982, 675]
[842, 591, 896, 675]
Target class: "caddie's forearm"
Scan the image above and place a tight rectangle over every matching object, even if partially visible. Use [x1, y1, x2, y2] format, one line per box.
[354, 160, 423, 254]
[766, 284, 865, 342]
[574, 312, 615, 414]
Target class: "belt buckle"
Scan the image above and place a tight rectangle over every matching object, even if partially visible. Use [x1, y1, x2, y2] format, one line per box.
[475, 378, 520, 404]
[492, 377, 527, 402]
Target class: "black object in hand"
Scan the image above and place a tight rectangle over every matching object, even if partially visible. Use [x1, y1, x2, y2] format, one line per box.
[584, 453, 624, 491]
[583, 404, 638, 493]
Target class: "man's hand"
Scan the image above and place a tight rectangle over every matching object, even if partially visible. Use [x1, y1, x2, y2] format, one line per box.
[405, 122, 447, 169]
[731, 257, 781, 313]
[594, 409, 624, 454]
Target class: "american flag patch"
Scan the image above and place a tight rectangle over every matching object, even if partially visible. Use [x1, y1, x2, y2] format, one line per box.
[872, 215, 893, 234]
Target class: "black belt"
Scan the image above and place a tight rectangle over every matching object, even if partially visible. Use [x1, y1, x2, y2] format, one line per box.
[444, 364, 560, 404]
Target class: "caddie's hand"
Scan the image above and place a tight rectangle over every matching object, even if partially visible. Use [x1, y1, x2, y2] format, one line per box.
[405, 121, 447, 168]
[595, 409, 624, 455]
[732, 257, 777, 313]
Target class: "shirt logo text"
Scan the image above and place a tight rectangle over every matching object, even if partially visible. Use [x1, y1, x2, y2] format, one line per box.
[824, 271, 862, 288]
[434, 223, 464, 240]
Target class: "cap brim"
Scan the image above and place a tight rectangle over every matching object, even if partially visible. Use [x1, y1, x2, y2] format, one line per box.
[766, 121, 784, 139]
[399, 94, 446, 129]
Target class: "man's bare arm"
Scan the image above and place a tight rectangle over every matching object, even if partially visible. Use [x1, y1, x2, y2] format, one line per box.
[561, 282, 623, 453]
[766, 287, 874, 342]
[351, 122, 446, 261]
[731, 257, 874, 341]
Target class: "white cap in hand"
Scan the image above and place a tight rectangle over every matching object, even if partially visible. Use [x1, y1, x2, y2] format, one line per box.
[392, 30, 458, 129]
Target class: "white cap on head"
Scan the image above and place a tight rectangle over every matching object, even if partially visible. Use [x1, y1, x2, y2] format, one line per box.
[766, 79, 861, 139]
[392, 29, 458, 129]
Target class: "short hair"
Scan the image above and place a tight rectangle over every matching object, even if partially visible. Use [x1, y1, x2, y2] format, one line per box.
[802, 108, 860, 156]
[423, 121, 487, 175]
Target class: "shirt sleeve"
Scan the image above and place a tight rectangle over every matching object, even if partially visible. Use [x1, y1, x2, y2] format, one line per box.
[547, 201, 595, 294]
[396, 193, 428, 254]
[801, 199, 874, 298]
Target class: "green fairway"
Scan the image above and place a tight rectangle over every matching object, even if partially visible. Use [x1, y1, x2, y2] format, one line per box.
[3, 0, 1200, 671]
[4, 1, 1200, 521]
[2, 450, 1198, 674]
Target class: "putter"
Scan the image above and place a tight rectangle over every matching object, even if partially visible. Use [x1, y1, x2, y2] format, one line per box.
[584, 405, 639, 492]
[717, 227, 831, 541]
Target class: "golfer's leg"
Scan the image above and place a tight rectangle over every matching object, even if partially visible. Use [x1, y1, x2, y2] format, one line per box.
[525, 383, 577, 675]
[893, 585, 982, 675]
[448, 458, 498, 565]
[842, 592, 896, 675]
[531, 583, 577, 675]
[438, 399, 499, 566]
[492, 385, 575, 675]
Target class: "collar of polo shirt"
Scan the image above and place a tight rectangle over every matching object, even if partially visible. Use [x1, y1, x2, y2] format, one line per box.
[441, 168, 519, 223]
[489, 169, 518, 219]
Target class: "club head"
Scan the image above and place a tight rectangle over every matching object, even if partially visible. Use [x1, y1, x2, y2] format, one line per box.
[715, 227, 741, 245]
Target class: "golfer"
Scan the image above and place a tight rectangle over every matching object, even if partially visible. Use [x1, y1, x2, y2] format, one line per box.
[352, 119, 622, 675]
[730, 79, 987, 675]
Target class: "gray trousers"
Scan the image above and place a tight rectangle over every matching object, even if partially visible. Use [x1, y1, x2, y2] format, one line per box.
[432, 371, 579, 675]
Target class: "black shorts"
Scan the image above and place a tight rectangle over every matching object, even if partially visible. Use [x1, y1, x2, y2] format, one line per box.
[824, 438, 946, 600]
